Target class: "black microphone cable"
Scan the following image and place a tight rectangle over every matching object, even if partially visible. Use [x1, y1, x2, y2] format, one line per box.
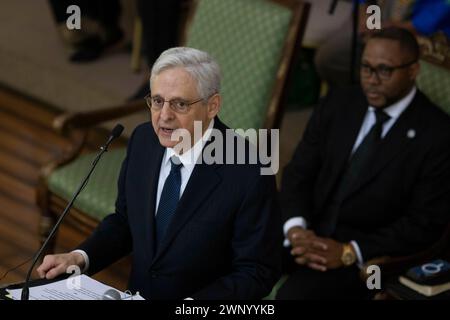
[0, 256, 33, 284]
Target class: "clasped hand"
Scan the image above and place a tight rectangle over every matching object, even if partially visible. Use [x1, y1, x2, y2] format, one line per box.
[287, 227, 344, 271]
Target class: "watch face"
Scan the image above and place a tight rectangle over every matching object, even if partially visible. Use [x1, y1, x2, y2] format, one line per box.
[342, 247, 356, 266]
[343, 254, 352, 265]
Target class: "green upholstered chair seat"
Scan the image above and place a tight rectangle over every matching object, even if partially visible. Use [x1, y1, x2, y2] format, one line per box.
[417, 60, 450, 113]
[48, 149, 126, 220]
[186, 0, 292, 130]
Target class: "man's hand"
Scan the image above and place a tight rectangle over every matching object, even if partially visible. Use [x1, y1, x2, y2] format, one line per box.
[287, 227, 347, 272]
[287, 227, 328, 271]
[307, 237, 346, 270]
[287, 226, 316, 248]
[36, 252, 85, 280]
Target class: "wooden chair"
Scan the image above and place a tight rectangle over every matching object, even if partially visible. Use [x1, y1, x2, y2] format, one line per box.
[360, 32, 450, 295]
[36, 0, 311, 253]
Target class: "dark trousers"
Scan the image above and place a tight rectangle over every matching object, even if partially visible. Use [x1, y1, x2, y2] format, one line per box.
[276, 248, 373, 300]
[48, 0, 121, 29]
[137, 0, 183, 66]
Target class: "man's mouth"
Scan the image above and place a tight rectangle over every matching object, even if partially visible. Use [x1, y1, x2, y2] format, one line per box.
[366, 91, 382, 99]
[160, 127, 175, 135]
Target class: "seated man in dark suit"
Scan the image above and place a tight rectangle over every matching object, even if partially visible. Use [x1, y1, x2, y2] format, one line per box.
[37, 47, 281, 299]
[277, 27, 450, 299]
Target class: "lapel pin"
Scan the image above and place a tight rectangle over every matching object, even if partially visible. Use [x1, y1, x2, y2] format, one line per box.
[407, 129, 416, 139]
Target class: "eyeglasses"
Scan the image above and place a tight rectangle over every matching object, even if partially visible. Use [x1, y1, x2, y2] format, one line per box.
[144, 94, 204, 114]
[360, 60, 417, 81]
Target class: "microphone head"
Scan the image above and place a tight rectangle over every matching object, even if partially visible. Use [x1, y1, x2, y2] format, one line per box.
[102, 288, 122, 300]
[111, 124, 124, 139]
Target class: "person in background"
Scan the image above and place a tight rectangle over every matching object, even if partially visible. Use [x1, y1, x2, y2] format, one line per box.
[48, 0, 123, 62]
[277, 27, 450, 299]
[315, 0, 450, 86]
[129, 0, 185, 100]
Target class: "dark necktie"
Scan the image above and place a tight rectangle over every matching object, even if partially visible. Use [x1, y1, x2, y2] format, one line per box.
[318, 109, 391, 236]
[336, 109, 391, 198]
[155, 157, 182, 246]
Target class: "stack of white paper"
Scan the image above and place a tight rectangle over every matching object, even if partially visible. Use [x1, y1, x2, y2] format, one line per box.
[7, 275, 145, 300]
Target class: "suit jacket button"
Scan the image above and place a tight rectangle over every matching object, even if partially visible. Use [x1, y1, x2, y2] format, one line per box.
[150, 270, 158, 278]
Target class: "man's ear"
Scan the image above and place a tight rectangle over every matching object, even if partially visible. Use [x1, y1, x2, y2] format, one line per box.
[207, 94, 221, 119]
[409, 61, 420, 80]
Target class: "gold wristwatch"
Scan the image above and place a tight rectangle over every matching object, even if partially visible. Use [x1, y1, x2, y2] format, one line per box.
[341, 243, 356, 266]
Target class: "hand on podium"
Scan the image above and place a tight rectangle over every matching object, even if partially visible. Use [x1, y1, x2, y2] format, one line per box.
[37, 252, 85, 280]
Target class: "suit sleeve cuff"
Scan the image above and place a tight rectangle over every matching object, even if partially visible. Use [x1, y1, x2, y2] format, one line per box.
[350, 240, 364, 268]
[71, 249, 90, 273]
[283, 217, 307, 247]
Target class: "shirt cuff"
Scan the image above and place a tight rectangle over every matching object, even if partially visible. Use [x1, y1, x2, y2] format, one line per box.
[350, 241, 364, 268]
[71, 249, 89, 273]
[283, 217, 307, 247]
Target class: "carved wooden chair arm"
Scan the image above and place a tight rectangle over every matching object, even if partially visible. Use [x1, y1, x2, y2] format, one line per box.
[53, 99, 146, 135]
[360, 225, 450, 282]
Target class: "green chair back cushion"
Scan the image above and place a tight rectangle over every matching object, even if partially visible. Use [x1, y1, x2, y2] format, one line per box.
[48, 149, 126, 220]
[417, 60, 450, 115]
[186, 0, 292, 130]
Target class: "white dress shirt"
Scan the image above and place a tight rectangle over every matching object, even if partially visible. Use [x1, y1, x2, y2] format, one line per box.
[283, 87, 417, 266]
[155, 119, 214, 214]
[73, 119, 215, 272]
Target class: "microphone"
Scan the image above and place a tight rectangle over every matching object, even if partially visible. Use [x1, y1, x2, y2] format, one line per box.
[21, 124, 124, 300]
[104, 124, 125, 149]
[102, 288, 122, 300]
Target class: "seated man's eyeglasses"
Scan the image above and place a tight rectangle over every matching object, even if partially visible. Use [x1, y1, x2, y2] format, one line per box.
[144, 93, 205, 114]
[360, 60, 417, 81]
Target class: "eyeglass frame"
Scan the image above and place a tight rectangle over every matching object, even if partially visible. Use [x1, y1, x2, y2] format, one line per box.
[144, 93, 207, 114]
[360, 60, 418, 81]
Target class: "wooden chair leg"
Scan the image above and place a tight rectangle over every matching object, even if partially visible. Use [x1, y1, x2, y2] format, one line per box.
[131, 17, 143, 72]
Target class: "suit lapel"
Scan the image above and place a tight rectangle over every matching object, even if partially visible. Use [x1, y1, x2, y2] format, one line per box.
[151, 159, 221, 264]
[151, 118, 225, 265]
[342, 92, 424, 199]
[141, 143, 165, 264]
[320, 94, 368, 208]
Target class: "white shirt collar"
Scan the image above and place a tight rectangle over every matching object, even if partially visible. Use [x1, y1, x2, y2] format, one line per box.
[163, 118, 214, 169]
[368, 86, 416, 119]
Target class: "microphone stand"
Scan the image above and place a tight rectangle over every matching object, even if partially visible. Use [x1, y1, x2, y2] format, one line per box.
[328, 0, 359, 84]
[21, 125, 123, 300]
[350, 0, 359, 84]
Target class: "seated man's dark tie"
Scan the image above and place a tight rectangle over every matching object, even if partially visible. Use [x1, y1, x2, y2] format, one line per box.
[319, 109, 391, 236]
[337, 109, 391, 197]
[155, 157, 183, 247]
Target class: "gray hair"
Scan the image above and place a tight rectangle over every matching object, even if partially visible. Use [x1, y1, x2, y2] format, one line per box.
[150, 47, 221, 99]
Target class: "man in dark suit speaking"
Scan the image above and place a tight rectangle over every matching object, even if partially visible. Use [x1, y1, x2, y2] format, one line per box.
[277, 28, 450, 299]
[37, 47, 281, 299]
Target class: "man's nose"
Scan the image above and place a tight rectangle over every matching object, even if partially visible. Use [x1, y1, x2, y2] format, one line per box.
[366, 71, 381, 84]
[160, 101, 175, 120]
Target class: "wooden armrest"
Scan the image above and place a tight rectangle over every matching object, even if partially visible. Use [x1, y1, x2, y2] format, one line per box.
[38, 100, 146, 181]
[360, 252, 435, 282]
[53, 99, 146, 135]
[360, 225, 450, 282]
